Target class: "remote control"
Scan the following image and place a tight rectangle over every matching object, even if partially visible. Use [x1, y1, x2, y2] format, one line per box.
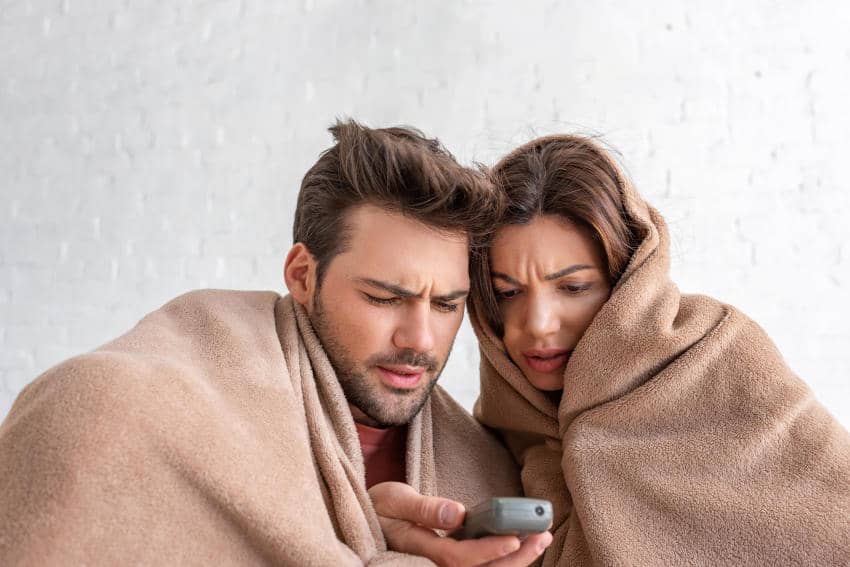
[450, 497, 553, 540]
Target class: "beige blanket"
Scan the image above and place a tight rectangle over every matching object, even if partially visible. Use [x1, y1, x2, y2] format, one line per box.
[0, 290, 521, 566]
[472, 149, 850, 565]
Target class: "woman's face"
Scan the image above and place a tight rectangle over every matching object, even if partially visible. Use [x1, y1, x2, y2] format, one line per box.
[490, 215, 611, 391]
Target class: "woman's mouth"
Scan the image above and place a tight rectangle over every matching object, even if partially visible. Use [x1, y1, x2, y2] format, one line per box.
[522, 348, 571, 374]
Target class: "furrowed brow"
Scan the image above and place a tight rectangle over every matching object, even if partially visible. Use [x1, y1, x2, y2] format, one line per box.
[356, 278, 468, 302]
[356, 278, 418, 298]
[433, 290, 468, 302]
[491, 271, 521, 286]
[544, 265, 594, 280]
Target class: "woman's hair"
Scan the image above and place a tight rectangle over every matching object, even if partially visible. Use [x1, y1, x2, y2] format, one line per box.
[294, 119, 501, 285]
[473, 135, 645, 335]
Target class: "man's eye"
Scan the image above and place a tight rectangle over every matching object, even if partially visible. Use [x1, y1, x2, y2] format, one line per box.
[433, 301, 459, 313]
[364, 294, 399, 306]
[495, 289, 520, 301]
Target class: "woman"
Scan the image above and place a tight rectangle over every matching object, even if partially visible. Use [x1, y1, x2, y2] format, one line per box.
[469, 135, 850, 566]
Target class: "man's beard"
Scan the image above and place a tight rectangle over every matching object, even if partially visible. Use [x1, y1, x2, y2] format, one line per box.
[309, 292, 448, 427]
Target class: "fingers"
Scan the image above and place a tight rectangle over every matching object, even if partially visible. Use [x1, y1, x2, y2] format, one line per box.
[369, 481, 465, 530]
[377, 515, 440, 553]
[369, 482, 553, 567]
[433, 534, 522, 566]
[483, 532, 553, 567]
[378, 514, 525, 567]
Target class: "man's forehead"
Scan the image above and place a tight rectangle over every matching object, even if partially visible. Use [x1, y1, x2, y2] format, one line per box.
[333, 205, 470, 290]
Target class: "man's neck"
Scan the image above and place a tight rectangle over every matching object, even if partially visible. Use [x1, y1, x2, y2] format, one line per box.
[349, 403, 384, 429]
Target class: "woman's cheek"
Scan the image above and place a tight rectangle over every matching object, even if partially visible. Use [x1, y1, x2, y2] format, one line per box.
[500, 311, 525, 362]
[499, 297, 524, 332]
[582, 289, 610, 323]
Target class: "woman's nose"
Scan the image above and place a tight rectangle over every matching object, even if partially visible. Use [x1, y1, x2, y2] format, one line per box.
[524, 295, 560, 338]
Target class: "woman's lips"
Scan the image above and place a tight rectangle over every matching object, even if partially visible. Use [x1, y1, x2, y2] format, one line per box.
[376, 365, 425, 389]
[522, 348, 571, 374]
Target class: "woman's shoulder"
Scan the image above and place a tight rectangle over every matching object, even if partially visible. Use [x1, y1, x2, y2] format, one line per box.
[679, 293, 782, 353]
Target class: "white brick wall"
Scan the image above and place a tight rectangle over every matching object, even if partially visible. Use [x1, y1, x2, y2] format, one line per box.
[2, 1, 848, 428]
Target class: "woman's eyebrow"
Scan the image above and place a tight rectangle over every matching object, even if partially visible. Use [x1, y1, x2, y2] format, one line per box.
[544, 265, 594, 280]
[492, 265, 595, 286]
[491, 272, 521, 286]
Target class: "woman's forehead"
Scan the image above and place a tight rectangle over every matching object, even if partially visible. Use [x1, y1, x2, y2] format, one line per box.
[491, 216, 602, 271]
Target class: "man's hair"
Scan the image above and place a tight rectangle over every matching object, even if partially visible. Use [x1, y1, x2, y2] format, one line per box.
[293, 119, 501, 283]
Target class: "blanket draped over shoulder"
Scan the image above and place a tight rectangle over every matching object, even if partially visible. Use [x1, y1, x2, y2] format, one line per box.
[471, 147, 850, 566]
[0, 291, 521, 566]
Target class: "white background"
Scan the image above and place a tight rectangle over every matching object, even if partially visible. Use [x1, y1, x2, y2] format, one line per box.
[2, 1, 848, 428]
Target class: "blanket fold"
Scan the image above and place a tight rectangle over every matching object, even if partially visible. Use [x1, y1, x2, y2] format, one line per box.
[472, 151, 850, 566]
[1, 290, 521, 566]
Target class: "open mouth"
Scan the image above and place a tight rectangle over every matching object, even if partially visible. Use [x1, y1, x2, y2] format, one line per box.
[376, 366, 425, 389]
[522, 349, 571, 374]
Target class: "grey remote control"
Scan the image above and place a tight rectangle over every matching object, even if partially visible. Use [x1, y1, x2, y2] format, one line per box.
[450, 497, 553, 540]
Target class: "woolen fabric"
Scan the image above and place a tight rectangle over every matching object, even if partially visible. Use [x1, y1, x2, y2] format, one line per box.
[0, 290, 521, 565]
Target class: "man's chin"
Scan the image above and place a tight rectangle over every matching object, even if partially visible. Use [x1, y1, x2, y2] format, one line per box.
[383, 383, 426, 397]
[368, 391, 428, 426]
[353, 377, 437, 427]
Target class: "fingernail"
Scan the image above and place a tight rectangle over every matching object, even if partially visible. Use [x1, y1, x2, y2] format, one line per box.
[537, 534, 553, 554]
[503, 538, 521, 555]
[439, 503, 459, 526]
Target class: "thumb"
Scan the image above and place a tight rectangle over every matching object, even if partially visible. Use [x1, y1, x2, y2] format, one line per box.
[369, 481, 465, 530]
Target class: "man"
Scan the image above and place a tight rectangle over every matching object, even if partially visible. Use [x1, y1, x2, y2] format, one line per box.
[0, 120, 551, 565]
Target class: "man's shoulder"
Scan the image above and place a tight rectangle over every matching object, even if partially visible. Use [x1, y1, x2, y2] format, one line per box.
[4, 289, 291, 443]
[152, 288, 284, 328]
[8, 347, 191, 425]
[1, 350, 166, 467]
[101, 288, 287, 369]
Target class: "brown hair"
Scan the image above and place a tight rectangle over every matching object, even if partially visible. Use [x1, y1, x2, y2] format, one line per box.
[294, 119, 501, 283]
[473, 134, 645, 335]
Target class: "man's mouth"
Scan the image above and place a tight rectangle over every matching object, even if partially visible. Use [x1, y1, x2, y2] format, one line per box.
[522, 348, 571, 374]
[376, 365, 426, 389]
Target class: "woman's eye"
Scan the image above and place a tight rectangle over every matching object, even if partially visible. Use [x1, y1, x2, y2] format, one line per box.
[495, 289, 520, 301]
[560, 283, 592, 294]
[364, 294, 399, 306]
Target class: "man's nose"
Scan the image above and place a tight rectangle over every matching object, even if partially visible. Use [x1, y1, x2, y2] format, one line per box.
[524, 295, 560, 338]
[393, 303, 436, 354]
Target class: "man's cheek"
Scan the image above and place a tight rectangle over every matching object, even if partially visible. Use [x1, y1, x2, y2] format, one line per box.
[432, 327, 456, 360]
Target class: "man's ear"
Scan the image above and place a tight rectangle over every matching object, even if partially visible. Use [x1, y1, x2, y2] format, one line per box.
[284, 243, 318, 312]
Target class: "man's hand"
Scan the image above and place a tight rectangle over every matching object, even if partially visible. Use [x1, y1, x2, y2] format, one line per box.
[369, 482, 552, 567]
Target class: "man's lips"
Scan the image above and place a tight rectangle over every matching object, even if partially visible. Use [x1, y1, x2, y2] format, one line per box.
[522, 348, 571, 374]
[376, 365, 426, 389]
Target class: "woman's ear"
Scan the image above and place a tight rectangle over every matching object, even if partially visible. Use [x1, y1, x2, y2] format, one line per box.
[284, 243, 317, 312]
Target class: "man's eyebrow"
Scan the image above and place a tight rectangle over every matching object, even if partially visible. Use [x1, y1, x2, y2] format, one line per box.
[492, 265, 595, 286]
[357, 278, 417, 298]
[433, 290, 468, 302]
[356, 278, 468, 301]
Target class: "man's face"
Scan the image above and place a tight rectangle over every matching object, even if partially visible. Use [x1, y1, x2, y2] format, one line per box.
[307, 205, 469, 427]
